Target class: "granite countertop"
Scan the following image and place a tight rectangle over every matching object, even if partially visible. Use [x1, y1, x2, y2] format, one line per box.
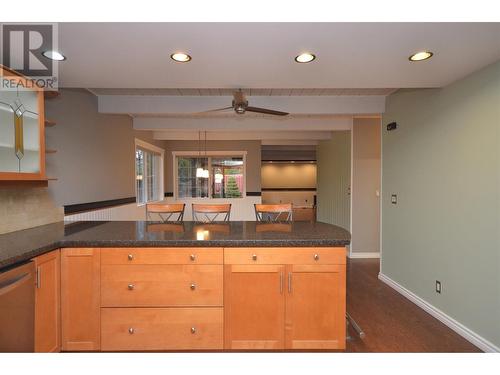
[0, 220, 351, 270]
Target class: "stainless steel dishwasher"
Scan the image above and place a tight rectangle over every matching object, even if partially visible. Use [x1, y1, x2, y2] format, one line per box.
[0, 261, 35, 352]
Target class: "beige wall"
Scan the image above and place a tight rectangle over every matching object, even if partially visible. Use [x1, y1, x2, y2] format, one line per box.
[261, 163, 316, 189]
[351, 118, 381, 254]
[163, 140, 261, 194]
[382, 61, 500, 349]
[0, 187, 63, 234]
[45, 89, 162, 206]
[261, 162, 316, 206]
[316, 131, 351, 230]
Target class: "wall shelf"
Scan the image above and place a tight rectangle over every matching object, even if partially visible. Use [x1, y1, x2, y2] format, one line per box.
[0, 179, 49, 188]
[44, 91, 60, 100]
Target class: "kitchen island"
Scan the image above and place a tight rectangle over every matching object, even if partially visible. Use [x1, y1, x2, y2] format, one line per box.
[0, 221, 350, 352]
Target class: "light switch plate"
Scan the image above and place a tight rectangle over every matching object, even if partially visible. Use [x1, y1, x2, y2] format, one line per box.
[436, 280, 442, 294]
[391, 194, 397, 204]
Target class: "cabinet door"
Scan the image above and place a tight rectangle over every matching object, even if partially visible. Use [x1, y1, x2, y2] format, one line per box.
[34, 250, 61, 352]
[61, 248, 100, 351]
[0, 66, 46, 180]
[285, 264, 346, 350]
[224, 265, 285, 350]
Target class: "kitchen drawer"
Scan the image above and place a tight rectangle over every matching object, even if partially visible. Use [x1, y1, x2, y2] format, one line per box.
[101, 248, 223, 265]
[101, 265, 223, 307]
[101, 307, 223, 351]
[224, 247, 346, 265]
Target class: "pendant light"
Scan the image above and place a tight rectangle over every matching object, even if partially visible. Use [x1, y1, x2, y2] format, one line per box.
[201, 131, 210, 178]
[196, 130, 204, 178]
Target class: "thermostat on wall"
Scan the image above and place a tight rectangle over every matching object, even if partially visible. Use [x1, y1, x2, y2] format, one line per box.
[387, 122, 398, 131]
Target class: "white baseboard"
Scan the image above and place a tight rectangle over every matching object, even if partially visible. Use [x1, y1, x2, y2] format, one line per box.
[378, 272, 499, 353]
[348, 251, 380, 259]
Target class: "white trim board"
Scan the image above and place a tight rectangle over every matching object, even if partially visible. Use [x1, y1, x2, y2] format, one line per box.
[348, 252, 380, 259]
[378, 272, 499, 353]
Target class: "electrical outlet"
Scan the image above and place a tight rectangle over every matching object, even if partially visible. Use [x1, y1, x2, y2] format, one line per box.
[435, 280, 442, 294]
[391, 194, 398, 204]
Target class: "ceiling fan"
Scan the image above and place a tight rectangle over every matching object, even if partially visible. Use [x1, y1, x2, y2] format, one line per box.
[200, 90, 289, 116]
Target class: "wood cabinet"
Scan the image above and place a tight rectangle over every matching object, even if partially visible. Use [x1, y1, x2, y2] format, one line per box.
[101, 264, 223, 307]
[56, 246, 345, 351]
[61, 248, 100, 351]
[224, 247, 346, 350]
[33, 250, 60, 353]
[285, 265, 346, 349]
[101, 307, 223, 351]
[224, 265, 285, 349]
[0, 65, 47, 182]
[101, 247, 223, 265]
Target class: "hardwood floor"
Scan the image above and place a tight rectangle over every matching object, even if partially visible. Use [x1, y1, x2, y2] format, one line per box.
[345, 258, 481, 352]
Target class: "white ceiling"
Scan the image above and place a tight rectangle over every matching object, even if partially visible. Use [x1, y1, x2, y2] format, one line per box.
[58, 23, 500, 89]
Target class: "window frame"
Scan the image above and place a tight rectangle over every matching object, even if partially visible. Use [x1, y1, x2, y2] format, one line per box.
[173, 151, 247, 200]
[135, 138, 165, 206]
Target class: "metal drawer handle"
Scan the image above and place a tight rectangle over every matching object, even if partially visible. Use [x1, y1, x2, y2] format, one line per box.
[128, 327, 135, 334]
[128, 284, 135, 290]
[280, 272, 283, 294]
[190, 283, 196, 290]
[252, 254, 257, 261]
[128, 254, 134, 261]
[191, 327, 196, 334]
[314, 254, 320, 261]
[288, 272, 292, 294]
[190, 254, 196, 261]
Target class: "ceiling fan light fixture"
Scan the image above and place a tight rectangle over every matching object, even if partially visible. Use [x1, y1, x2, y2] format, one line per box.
[409, 51, 433, 62]
[170, 52, 192, 63]
[295, 53, 316, 63]
[235, 104, 246, 114]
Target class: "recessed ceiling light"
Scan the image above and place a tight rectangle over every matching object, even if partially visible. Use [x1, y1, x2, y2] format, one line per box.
[42, 50, 66, 61]
[171, 52, 192, 63]
[295, 53, 316, 63]
[409, 51, 433, 62]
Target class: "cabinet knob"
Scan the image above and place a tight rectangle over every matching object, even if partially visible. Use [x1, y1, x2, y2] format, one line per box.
[128, 327, 135, 334]
[190, 283, 196, 290]
[191, 327, 196, 334]
[128, 284, 135, 290]
[252, 254, 257, 261]
[128, 254, 134, 261]
[190, 254, 196, 261]
[314, 254, 320, 261]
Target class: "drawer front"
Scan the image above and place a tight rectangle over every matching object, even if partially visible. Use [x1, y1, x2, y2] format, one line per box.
[101, 307, 223, 351]
[101, 265, 223, 307]
[101, 248, 223, 265]
[224, 247, 346, 265]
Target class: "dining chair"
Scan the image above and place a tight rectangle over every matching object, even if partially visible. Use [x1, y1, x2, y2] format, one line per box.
[254, 203, 293, 222]
[146, 203, 185, 222]
[192, 203, 231, 222]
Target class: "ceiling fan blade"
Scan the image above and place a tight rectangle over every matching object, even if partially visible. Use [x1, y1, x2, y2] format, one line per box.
[195, 106, 233, 114]
[246, 106, 289, 116]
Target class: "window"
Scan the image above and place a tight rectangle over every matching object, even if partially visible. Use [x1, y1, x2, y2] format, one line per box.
[135, 140, 164, 204]
[174, 152, 246, 199]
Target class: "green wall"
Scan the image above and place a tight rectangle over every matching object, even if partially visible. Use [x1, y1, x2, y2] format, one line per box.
[382, 61, 500, 349]
[317, 131, 351, 230]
